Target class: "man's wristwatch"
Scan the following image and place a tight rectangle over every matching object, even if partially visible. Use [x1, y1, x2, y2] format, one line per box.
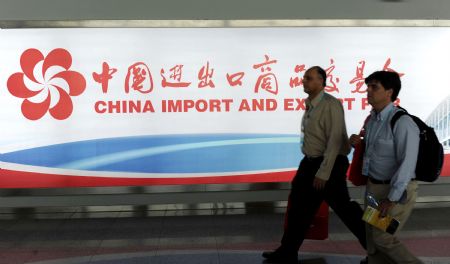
[387, 198, 397, 204]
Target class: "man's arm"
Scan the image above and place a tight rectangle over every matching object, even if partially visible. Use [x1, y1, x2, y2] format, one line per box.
[389, 115, 420, 202]
[315, 100, 347, 184]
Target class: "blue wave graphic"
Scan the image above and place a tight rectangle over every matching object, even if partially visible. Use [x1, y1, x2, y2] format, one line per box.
[1, 134, 304, 173]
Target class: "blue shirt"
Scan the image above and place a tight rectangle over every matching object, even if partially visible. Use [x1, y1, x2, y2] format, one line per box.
[362, 103, 420, 201]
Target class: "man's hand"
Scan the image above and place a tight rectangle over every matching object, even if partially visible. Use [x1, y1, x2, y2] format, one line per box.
[313, 177, 327, 191]
[349, 134, 362, 147]
[378, 199, 396, 217]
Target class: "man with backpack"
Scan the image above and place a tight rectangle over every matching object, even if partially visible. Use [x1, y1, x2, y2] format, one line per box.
[350, 71, 424, 264]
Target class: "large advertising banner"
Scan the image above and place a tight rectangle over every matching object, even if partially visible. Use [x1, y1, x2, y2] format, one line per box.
[1, 27, 449, 188]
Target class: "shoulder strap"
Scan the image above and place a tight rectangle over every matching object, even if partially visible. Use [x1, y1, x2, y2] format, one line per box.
[359, 114, 371, 137]
[390, 106, 408, 132]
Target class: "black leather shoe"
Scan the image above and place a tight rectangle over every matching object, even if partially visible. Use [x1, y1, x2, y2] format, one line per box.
[262, 248, 298, 263]
[360, 256, 368, 264]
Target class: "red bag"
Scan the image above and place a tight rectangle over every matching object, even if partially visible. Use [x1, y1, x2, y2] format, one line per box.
[304, 202, 329, 240]
[348, 141, 367, 186]
[348, 116, 370, 186]
[285, 200, 329, 240]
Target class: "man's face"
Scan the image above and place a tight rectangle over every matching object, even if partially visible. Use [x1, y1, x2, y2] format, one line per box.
[366, 80, 393, 107]
[303, 69, 324, 96]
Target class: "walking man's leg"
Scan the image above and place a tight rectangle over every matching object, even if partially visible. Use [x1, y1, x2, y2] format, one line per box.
[325, 156, 367, 249]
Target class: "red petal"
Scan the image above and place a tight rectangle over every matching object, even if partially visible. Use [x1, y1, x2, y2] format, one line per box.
[21, 91, 50, 121]
[51, 71, 86, 96]
[7, 72, 41, 98]
[20, 49, 44, 83]
[49, 86, 73, 120]
[43, 49, 72, 76]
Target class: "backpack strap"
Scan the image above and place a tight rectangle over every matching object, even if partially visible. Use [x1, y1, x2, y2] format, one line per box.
[390, 106, 408, 132]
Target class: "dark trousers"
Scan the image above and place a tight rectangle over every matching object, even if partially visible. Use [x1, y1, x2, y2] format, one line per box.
[281, 155, 367, 252]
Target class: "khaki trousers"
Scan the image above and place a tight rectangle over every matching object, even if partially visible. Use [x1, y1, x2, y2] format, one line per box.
[365, 180, 423, 264]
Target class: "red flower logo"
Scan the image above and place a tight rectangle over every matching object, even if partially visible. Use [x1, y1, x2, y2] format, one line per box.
[7, 48, 86, 120]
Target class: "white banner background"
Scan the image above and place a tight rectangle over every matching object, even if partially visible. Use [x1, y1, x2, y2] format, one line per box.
[0, 27, 449, 187]
[0, 27, 448, 151]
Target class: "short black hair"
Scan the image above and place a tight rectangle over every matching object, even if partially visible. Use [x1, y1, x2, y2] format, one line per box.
[365, 71, 401, 101]
[308, 66, 327, 87]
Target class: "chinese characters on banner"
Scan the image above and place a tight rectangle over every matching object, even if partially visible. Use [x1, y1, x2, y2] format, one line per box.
[92, 55, 404, 96]
[7, 48, 406, 120]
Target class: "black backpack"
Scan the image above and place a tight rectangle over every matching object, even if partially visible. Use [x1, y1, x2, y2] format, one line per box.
[390, 106, 444, 182]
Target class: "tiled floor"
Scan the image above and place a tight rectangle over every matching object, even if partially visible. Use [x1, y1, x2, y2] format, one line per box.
[0, 206, 449, 264]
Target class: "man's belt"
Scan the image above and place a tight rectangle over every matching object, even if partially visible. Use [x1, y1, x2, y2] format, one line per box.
[368, 177, 391, 184]
[368, 177, 416, 185]
[303, 155, 324, 162]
